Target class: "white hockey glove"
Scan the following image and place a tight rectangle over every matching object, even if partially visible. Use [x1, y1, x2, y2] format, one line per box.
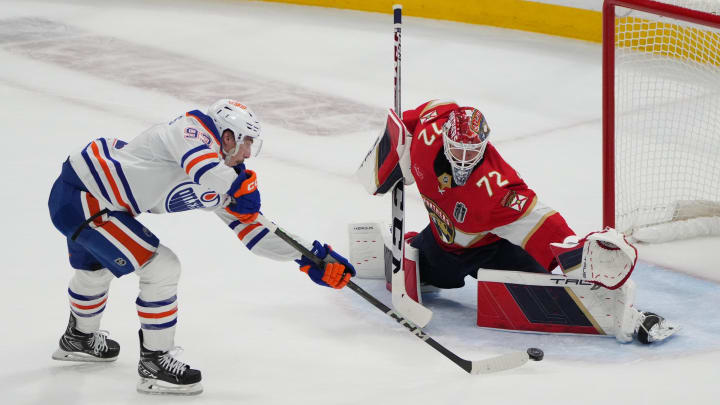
[550, 228, 637, 290]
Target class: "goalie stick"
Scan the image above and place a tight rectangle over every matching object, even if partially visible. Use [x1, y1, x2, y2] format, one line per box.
[255, 214, 544, 374]
[389, 4, 433, 328]
[476, 269, 601, 289]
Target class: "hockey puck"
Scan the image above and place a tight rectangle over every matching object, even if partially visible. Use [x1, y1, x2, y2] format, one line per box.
[527, 347, 544, 361]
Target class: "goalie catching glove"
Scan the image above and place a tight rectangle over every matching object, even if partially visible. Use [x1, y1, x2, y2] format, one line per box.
[295, 241, 356, 289]
[225, 165, 260, 223]
[550, 227, 637, 290]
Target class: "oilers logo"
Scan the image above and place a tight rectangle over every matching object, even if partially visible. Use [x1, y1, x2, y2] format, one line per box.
[165, 182, 221, 212]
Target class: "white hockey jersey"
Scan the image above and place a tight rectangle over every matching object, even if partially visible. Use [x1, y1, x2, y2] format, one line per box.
[67, 109, 304, 261]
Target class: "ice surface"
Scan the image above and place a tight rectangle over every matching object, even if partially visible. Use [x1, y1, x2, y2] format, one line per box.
[1, 0, 718, 404]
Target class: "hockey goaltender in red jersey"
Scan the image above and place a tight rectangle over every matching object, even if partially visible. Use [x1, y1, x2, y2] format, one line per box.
[355, 99, 677, 345]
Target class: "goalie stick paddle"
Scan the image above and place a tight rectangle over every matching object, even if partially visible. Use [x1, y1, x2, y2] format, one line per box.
[254, 215, 543, 374]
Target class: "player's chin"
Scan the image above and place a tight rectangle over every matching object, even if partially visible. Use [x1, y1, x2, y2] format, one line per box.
[226, 157, 244, 167]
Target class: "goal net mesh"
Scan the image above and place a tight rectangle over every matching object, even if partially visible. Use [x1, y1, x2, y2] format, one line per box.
[613, 0, 720, 240]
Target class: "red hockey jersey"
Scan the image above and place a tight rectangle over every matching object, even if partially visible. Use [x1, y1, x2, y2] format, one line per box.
[403, 100, 574, 270]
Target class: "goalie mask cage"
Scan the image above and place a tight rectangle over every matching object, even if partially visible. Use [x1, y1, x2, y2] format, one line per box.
[603, 0, 720, 242]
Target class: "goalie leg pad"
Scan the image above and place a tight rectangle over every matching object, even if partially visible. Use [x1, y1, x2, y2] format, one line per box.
[475, 278, 639, 339]
[348, 223, 387, 279]
[576, 280, 677, 343]
[476, 280, 603, 335]
[385, 232, 438, 302]
[402, 233, 422, 303]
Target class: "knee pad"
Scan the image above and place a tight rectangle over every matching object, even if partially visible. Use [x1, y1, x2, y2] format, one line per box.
[136, 244, 181, 300]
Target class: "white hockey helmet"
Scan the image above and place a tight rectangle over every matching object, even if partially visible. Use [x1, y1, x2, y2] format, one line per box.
[208, 99, 263, 157]
[442, 107, 490, 186]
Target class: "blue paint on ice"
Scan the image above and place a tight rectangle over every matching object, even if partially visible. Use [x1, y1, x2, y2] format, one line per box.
[352, 261, 720, 363]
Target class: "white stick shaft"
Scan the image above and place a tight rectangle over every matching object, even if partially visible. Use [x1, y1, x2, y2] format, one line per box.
[476, 269, 598, 289]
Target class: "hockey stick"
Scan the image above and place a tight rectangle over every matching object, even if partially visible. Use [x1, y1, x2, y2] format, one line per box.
[255, 215, 542, 374]
[389, 4, 433, 328]
[476, 269, 600, 289]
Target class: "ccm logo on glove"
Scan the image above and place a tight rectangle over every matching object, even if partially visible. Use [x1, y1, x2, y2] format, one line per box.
[225, 169, 261, 223]
[231, 169, 257, 197]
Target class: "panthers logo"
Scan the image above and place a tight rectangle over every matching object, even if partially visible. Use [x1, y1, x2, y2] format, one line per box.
[421, 195, 455, 244]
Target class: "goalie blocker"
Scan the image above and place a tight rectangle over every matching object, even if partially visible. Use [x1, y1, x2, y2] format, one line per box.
[353, 109, 426, 298]
[355, 109, 414, 195]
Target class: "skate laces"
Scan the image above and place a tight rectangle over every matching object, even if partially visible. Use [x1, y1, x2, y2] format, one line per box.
[89, 330, 110, 354]
[158, 347, 189, 376]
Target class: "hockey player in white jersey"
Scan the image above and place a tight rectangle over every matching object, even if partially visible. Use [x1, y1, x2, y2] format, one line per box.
[48, 99, 355, 395]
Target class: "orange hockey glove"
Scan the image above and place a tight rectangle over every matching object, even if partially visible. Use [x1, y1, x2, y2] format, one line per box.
[295, 241, 356, 289]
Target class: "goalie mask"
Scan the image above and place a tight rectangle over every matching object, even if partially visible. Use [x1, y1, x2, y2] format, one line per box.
[442, 107, 490, 186]
[208, 99, 263, 159]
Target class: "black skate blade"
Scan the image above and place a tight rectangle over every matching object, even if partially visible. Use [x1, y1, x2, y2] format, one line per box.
[51, 348, 117, 362]
[137, 378, 203, 396]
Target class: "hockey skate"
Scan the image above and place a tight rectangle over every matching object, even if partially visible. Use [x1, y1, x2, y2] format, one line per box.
[51, 314, 120, 362]
[617, 304, 679, 344]
[136, 330, 202, 395]
[636, 311, 679, 344]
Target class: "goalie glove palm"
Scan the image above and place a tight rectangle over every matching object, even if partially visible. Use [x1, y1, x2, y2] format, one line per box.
[295, 241, 356, 289]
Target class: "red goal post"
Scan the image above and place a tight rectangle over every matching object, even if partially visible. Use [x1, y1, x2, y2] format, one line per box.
[603, 0, 720, 242]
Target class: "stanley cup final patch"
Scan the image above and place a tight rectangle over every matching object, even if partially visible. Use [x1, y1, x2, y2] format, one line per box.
[501, 190, 528, 212]
[453, 202, 467, 223]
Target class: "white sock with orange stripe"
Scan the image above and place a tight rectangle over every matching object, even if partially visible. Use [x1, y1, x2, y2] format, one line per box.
[67, 269, 114, 333]
[135, 244, 180, 351]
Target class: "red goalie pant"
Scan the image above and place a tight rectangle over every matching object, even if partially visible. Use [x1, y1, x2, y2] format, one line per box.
[476, 280, 603, 335]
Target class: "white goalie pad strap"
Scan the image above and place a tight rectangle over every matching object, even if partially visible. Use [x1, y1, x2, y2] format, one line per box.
[355, 109, 412, 195]
[348, 223, 388, 279]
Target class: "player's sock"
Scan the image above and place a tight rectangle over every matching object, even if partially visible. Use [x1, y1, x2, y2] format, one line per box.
[136, 330, 202, 396]
[52, 313, 120, 362]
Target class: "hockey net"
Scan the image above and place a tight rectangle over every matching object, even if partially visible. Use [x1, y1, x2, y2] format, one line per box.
[603, 0, 720, 243]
